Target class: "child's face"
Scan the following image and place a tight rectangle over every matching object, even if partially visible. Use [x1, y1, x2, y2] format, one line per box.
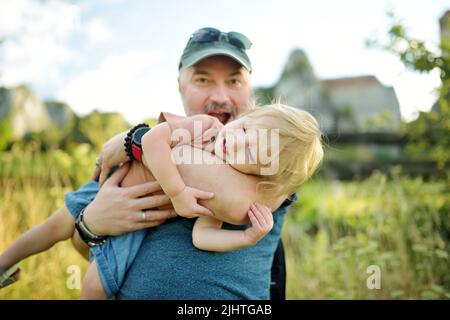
[214, 115, 272, 175]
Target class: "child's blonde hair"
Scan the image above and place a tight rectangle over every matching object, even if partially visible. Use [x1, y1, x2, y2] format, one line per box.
[241, 104, 324, 198]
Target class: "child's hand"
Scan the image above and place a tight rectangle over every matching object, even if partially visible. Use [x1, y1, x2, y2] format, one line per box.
[244, 203, 274, 245]
[171, 186, 215, 218]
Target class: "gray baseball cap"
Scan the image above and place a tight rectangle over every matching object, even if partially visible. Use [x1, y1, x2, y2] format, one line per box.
[179, 27, 252, 72]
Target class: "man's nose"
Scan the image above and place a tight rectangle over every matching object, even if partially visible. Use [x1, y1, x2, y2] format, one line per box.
[209, 85, 231, 105]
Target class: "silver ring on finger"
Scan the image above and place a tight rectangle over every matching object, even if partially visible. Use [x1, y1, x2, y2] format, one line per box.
[141, 211, 147, 223]
[95, 157, 101, 168]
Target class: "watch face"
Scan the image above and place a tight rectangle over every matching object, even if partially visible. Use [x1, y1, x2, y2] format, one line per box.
[132, 127, 150, 146]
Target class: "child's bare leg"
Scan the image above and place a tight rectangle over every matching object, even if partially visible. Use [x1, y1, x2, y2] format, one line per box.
[121, 160, 173, 211]
[81, 261, 107, 300]
[120, 160, 156, 187]
[0, 205, 75, 270]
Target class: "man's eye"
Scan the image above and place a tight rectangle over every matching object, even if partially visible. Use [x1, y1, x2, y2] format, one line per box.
[195, 78, 209, 85]
[229, 79, 242, 87]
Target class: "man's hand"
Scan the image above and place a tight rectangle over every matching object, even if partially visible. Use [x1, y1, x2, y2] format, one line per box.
[91, 130, 130, 187]
[171, 186, 215, 218]
[84, 162, 177, 236]
[243, 203, 274, 245]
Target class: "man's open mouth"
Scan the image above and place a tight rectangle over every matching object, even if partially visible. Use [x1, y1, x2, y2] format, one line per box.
[208, 110, 232, 124]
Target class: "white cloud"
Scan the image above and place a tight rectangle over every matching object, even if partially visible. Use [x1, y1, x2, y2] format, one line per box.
[1, 36, 74, 86]
[83, 19, 113, 45]
[56, 50, 183, 123]
[0, 0, 80, 86]
[0, 0, 28, 38]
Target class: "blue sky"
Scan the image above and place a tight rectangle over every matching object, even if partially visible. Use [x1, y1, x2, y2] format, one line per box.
[0, 0, 448, 124]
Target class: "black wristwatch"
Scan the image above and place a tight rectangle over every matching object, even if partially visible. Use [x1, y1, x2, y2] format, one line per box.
[124, 123, 150, 162]
[75, 208, 107, 247]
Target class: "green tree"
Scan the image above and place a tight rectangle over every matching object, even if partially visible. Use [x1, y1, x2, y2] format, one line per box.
[370, 11, 450, 170]
[0, 115, 13, 150]
[76, 110, 130, 151]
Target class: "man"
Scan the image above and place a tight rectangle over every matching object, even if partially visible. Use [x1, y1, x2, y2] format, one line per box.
[69, 27, 294, 299]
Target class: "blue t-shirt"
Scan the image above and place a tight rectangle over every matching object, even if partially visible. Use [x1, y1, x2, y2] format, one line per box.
[65, 180, 296, 300]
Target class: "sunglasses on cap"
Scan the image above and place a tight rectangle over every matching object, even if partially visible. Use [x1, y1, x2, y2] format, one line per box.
[189, 27, 252, 51]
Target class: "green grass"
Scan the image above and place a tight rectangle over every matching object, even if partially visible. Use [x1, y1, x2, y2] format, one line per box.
[0, 146, 93, 299]
[284, 170, 450, 299]
[0, 147, 449, 299]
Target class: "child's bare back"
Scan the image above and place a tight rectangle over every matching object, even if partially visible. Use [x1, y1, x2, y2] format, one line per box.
[120, 145, 285, 226]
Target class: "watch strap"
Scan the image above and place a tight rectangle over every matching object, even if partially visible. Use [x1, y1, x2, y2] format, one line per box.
[75, 208, 107, 247]
[124, 123, 150, 161]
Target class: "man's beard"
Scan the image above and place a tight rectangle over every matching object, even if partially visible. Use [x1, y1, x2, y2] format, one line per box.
[205, 102, 237, 124]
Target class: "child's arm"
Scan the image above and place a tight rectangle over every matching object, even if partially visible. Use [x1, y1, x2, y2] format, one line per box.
[192, 203, 274, 252]
[0, 206, 75, 269]
[141, 118, 214, 218]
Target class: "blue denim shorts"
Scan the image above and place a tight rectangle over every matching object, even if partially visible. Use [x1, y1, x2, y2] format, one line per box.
[65, 180, 146, 298]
